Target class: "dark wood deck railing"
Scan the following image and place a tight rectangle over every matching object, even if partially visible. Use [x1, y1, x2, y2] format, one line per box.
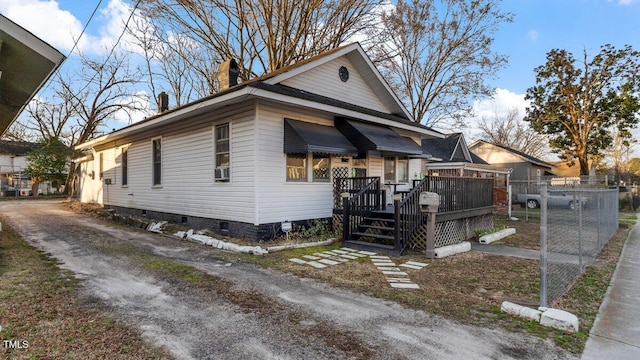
[396, 176, 495, 253]
[341, 177, 382, 242]
[410, 176, 494, 213]
[333, 177, 383, 211]
[336, 176, 494, 255]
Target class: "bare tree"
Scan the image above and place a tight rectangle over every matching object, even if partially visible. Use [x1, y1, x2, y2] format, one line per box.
[376, 0, 513, 129]
[137, 0, 381, 82]
[477, 108, 548, 159]
[127, 16, 212, 107]
[59, 52, 147, 147]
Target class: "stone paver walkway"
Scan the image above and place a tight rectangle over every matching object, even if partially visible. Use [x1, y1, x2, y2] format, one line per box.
[289, 248, 428, 290]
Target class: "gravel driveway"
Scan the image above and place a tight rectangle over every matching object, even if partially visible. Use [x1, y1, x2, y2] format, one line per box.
[0, 200, 575, 359]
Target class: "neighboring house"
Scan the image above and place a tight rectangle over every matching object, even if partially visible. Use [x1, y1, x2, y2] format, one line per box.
[422, 134, 510, 183]
[0, 141, 34, 195]
[422, 134, 511, 207]
[0, 141, 58, 196]
[0, 14, 65, 135]
[469, 140, 555, 181]
[74, 43, 446, 241]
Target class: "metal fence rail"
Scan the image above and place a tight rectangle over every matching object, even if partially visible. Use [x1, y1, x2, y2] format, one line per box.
[539, 183, 618, 306]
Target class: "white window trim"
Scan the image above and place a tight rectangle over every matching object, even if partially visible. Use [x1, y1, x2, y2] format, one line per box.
[214, 122, 231, 183]
[151, 136, 162, 188]
[120, 145, 129, 188]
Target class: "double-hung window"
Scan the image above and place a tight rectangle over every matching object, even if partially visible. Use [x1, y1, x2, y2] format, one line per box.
[121, 147, 128, 186]
[215, 123, 230, 182]
[152, 138, 162, 186]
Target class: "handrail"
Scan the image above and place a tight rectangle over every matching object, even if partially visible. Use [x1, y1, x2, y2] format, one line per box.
[342, 177, 382, 242]
[394, 177, 429, 254]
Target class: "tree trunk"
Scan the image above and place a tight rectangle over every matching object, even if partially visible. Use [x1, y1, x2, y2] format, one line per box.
[578, 156, 589, 176]
[31, 180, 39, 197]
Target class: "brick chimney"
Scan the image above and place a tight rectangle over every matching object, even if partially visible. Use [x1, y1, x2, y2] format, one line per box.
[158, 91, 169, 113]
[217, 59, 239, 91]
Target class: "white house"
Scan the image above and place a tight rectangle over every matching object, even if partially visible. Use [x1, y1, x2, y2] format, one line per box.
[74, 43, 445, 241]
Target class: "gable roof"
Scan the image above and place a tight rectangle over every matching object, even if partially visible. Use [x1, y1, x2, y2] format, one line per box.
[421, 133, 477, 163]
[469, 140, 553, 169]
[0, 15, 65, 136]
[78, 43, 442, 150]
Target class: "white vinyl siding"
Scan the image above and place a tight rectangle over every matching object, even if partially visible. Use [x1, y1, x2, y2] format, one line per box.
[255, 103, 335, 224]
[281, 56, 391, 114]
[98, 104, 256, 224]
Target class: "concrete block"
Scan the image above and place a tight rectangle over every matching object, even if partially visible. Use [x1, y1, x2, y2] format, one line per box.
[390, 283, 420, 289]
[501, 301, 522, 317]
[519, 307, 542, 322]
[539, 308, 579, 333]
[434, 242, 471, 258]
[479, 228, 516, 244]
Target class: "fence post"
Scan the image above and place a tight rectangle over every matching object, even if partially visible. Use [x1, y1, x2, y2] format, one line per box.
[578, 190, 583, 271]
[508, 184, 512, 219]
[540, 183, 548, 308]
[393, 194, 402, 253]
[342, 193, 350, 242]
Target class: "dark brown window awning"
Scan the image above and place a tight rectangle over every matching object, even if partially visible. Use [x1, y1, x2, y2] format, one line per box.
[335, 118, 425, 156]
[284, 119, 359, 155]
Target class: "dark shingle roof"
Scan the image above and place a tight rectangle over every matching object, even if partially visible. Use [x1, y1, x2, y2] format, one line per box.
[0, 141, 38, 156]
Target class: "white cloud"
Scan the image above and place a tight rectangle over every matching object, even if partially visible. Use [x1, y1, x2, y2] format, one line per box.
[613, 0, 637, 5]
[0, 0, 86, 53]
[527, 30, 538, 41]
[462, 88, 530, 141]
[0, 0, 142, 55]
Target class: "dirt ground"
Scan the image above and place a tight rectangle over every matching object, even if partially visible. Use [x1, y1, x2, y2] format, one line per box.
[0, 200, 576, 359]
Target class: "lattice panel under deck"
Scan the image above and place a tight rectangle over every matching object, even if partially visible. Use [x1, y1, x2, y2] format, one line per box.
[409, 214, 495, 250]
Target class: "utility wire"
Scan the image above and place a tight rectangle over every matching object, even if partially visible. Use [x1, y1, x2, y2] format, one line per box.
[39, 0, 104, 94]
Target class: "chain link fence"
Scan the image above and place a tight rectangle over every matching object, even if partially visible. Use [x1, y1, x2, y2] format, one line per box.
[539, 183, 619, 306]
[508, 176, 610, 221]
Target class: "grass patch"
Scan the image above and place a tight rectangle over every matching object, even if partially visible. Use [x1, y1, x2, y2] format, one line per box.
[230, 212, 636, 355]
[0, 217, 170, 360]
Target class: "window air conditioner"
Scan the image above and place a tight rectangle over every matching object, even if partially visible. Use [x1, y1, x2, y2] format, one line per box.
[214, 167, 230, 181]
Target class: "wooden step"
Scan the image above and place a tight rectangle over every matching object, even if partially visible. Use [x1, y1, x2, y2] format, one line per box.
[365, 217, 396, 223]
[352, 232, 395, 241]
[358, 224, 395, 231]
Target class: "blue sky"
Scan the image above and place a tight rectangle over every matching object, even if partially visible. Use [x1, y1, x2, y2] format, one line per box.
[1, 0, 639, 142]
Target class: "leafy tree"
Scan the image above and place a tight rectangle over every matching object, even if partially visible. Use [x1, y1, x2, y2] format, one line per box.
[25, 137, 72, 196]
[525, 44, 640, 175]
[477, 108, 548, 159]
[376, 0, 513, 128]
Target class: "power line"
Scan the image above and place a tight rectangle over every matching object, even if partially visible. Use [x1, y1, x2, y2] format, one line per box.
[44, 0, 142, 98]
[40, 0, 104, 94]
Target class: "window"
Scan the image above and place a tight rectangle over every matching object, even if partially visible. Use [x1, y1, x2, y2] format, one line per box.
[398, 157, 409, 182]
[287, 154, 307, 181]
[215, 123, 230, 168]
[312, 154, 330, 182]
[385, 156, 409, 183]
[152, 138, 161, 185]
[384, 157, 395, 182]
[121, 148, 128, 186]
[99, 153, 104, 180]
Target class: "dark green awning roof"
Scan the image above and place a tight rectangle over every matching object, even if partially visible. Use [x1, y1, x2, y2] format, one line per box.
[284, 119, 358, 155]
